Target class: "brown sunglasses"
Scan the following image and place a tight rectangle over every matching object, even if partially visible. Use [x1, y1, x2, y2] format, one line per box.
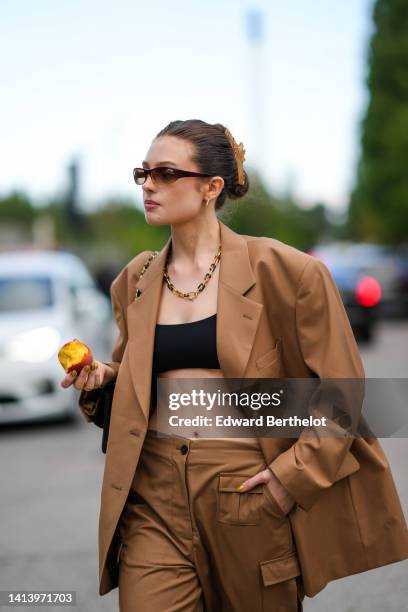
[133, 166, 213, 186]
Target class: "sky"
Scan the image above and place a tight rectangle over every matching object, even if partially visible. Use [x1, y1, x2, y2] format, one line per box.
[1, 0, 375, 212]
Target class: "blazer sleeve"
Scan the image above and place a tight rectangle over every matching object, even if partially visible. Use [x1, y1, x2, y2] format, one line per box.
[268, 256, 366, 512]
[78, 281, 128, 422]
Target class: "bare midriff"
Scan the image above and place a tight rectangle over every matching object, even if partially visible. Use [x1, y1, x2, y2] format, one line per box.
[147, 253, 256, 442]
[148, 367, 252, 441]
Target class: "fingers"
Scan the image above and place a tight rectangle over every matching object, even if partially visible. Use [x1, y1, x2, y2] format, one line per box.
[86, 360, 104, 389]
[89, 359, 99, 372]
[60, 360, 104, 391]
[60, 370, 77, 388]
[236, 469, 271, 492]
[233, 469, 294, 514]
[75, 360, 103, 391]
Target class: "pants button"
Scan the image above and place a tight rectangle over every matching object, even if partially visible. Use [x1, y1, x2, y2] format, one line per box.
[180, 444, 188, 455]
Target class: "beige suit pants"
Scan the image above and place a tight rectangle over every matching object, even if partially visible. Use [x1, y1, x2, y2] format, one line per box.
[118, 430, 305, 612]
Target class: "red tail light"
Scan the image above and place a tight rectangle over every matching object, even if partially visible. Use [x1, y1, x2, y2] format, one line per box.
[355, 276, 382, 307]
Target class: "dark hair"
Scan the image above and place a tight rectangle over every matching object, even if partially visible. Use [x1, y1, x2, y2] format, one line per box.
[155, 119, 249, 210]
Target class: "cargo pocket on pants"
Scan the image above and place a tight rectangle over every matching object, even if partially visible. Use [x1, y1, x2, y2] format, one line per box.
[260, 551, 302, 611]
[217, 473, 263, 525]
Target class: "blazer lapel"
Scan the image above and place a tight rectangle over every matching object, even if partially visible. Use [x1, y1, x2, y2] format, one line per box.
[126, 219, 263, 424]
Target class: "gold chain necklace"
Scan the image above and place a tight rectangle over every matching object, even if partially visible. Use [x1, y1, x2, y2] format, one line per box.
[163, 243, 221, 301]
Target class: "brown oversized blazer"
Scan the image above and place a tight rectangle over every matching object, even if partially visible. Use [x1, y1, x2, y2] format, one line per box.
[79, 219, 408, 597]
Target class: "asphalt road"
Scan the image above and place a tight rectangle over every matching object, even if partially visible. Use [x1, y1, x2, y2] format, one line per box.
[0, 319, 407, 612]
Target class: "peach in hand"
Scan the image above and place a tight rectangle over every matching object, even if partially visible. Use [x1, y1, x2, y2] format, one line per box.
[58, 338, 93, 375]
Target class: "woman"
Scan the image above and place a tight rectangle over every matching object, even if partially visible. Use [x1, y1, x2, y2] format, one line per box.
[61, 119, 408, 611]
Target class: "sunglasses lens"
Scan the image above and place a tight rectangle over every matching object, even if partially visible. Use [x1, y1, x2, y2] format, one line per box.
[153, 167, 178, 184]
[133, 168, 146, 185]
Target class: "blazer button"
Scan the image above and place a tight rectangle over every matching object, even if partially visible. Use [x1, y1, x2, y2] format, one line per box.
[180, 444, 188, 455]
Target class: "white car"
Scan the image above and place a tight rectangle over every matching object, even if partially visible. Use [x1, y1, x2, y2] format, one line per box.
[0, 250, 113, 424]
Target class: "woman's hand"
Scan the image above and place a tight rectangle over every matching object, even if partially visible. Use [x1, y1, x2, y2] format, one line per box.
[236, 467, 296, 515]
[60, 360, 116, 391]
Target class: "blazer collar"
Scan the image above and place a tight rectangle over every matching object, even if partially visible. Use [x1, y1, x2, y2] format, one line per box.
[126, 219, 263, 423]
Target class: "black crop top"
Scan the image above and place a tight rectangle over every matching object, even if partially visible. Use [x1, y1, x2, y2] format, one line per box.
[150, 314, 220, 416]
[152, 313, 220, 373]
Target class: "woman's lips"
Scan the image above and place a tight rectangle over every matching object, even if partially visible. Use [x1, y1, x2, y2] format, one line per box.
[144, 200, 160, 210]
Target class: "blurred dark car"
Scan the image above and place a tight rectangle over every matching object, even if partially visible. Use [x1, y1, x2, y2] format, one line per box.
[309, 243, 382, 343]
[382, 244, 408, 317]
[342, 243, 405, 318]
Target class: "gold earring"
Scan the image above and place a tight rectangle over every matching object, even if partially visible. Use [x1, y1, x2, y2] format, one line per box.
[205, 199, 210, 207]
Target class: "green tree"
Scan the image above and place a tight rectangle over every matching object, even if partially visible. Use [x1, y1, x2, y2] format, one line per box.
[349, 0, 408, 243]
[0, 191, 35, 224]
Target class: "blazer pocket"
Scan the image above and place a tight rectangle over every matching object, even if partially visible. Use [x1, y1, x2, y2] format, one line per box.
[256, 339, 282, 371]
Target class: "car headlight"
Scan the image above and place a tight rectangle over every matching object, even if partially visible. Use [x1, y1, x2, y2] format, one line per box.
[3, 327, 62, 363]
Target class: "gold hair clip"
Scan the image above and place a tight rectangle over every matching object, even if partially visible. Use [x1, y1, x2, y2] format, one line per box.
[224, 127, 246, 186]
